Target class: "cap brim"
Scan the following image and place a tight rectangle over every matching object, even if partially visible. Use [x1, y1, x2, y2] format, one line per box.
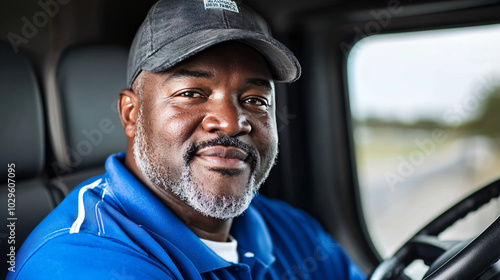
[136, 29, 301, 85]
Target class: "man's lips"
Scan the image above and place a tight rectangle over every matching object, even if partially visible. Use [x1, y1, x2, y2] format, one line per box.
[194, 146, 249, 169]
[196, 146, 248, 160]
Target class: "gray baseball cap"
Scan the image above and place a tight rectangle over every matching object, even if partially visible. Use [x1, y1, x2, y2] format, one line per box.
[127, 0, 301, 88]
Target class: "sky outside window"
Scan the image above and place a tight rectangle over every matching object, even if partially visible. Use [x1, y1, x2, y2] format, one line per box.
[348, 24, 500, 124]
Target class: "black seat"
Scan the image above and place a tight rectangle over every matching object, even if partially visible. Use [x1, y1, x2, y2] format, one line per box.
[0, 42, 57, 278]
[50, 44, 129, 194]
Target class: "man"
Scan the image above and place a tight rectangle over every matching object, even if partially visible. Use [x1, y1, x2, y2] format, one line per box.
[8, 0, 365, 279]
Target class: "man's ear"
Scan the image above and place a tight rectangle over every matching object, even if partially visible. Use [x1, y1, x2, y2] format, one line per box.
[118, 89, 140, 138]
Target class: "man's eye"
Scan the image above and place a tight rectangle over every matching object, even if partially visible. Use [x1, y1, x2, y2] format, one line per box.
[244, 97, 269, 107]
[178, 91, 203, 98]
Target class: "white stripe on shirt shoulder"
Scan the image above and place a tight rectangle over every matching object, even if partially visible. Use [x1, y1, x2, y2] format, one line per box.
[69, 178, 103, 234]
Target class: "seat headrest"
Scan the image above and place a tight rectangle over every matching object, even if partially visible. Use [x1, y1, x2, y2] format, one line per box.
[57, 45, 128, 171]
[0, 42, 45, 181]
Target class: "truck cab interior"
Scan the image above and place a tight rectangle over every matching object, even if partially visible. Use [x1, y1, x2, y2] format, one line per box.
[1, 0, 500, 279]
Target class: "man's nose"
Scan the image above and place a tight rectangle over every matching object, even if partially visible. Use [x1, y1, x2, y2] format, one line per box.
[201, 99, 251, 137]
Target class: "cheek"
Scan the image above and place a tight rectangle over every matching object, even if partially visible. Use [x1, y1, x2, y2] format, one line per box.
[253, 117, 279, 161]
[147, 109, 203, 156]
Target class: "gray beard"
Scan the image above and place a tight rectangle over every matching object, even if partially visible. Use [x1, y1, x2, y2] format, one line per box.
[133, 107, 262, 220]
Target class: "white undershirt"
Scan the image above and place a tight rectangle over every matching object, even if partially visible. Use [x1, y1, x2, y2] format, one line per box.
[200, 236, 239, 263]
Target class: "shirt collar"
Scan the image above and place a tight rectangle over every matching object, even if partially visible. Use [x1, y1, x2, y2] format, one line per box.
[232, 202, 276, 268]
[104, 153, 275, 273]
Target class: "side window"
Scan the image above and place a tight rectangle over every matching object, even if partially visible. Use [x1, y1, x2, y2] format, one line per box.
[347, 24, 500, 258]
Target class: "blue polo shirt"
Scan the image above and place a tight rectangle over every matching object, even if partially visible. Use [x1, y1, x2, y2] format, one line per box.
[8, 153, 365, 280]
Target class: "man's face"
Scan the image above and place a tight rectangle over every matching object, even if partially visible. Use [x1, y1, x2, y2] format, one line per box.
[133, 42, 278, 219]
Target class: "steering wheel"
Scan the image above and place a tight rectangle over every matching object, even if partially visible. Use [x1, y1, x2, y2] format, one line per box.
[371, 178, 500, 280]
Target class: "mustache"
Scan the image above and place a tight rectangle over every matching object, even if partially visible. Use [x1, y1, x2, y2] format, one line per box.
[184, 135, 258, 171]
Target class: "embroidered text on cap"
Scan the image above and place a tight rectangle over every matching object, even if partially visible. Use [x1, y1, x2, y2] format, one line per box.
[203, 0, 239, 13]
